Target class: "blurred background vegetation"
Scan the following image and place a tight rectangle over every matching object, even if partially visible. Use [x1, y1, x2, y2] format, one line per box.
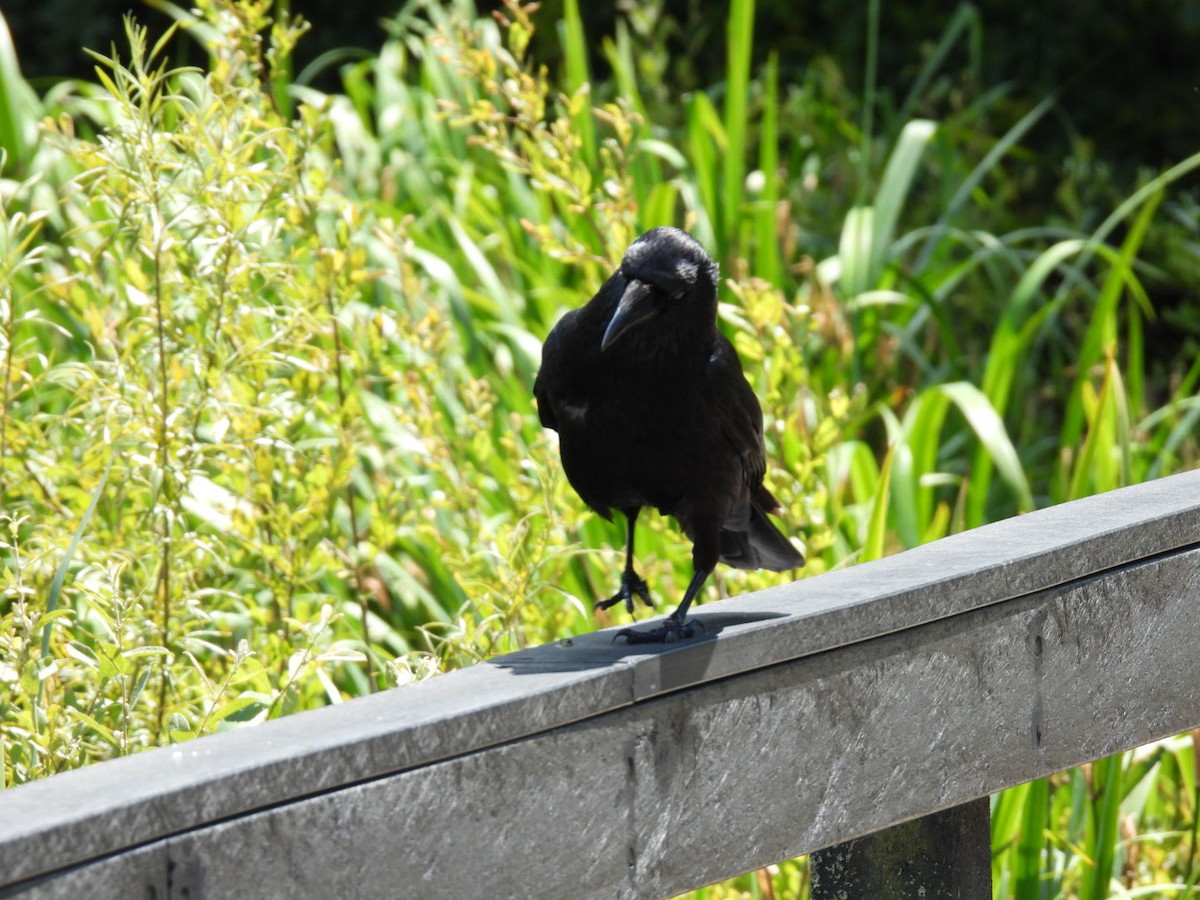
[2, 0, 1199, 896]
[11, 0, 1200, 172]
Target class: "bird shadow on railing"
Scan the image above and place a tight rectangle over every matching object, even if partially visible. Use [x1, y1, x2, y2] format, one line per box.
[490, 610, 788, 679]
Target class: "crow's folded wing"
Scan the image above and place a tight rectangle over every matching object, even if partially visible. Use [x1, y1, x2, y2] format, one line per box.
[707, 333, 767, 491]
[533, 311, 578, 433]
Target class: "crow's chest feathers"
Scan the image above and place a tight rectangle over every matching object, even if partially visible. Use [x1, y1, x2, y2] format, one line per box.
[555, 356, 722, 514]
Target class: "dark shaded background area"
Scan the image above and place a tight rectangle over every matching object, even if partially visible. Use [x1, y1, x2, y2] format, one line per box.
[6, 0, 1200, 172]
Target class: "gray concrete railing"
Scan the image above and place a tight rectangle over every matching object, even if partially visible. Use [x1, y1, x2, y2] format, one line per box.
[4, 471, 1200, 899]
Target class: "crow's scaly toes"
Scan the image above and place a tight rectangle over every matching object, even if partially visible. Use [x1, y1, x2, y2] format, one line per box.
[594, 571, 653, 614]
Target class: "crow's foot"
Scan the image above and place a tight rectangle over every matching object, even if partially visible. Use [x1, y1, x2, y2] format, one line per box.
[613, 615, 701, 645]
[594, 570, 653, 615]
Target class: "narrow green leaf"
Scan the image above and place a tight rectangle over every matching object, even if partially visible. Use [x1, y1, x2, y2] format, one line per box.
[838, 120, 934, 299]
[722, 0, 755, 255]
[862, 442, 896, 563]
[0, 12, 39, 174]
[1083, 753, 1125, 900]
[643, 183, 679, 231]
[1016, 776, 1049, 898]
[66, 709, 119, 745]
[870, 119, 936, 287]
[754, 51, 780, 286]
[560, 0, 596, 168]
[901, 387, 952, 532]
[685, 91, 724, 248]
[940, 381, 1033, 512]
[1059, 191, 1161, 457]
[838, 206, 876, 299]
[992, 782, 1030, 886]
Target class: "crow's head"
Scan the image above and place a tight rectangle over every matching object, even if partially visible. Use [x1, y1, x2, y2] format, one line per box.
[601, 227, 719, 351]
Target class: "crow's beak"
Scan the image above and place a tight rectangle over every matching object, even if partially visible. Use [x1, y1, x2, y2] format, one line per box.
[601, 279, 655, 351]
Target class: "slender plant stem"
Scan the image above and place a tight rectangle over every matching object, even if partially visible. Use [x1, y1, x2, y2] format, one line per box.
[0, 309, 12, 502]
[152, 227, 173, 742]
[327, 289, 375, 692]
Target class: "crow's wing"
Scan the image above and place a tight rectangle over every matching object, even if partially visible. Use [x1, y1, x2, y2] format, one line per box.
[533, 311, 579, 433]
[707, 334, 804, 571]
[707, 333, 767, 492]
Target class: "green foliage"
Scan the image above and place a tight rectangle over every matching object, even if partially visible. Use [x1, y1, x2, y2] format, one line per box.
[3, 0, 1200, 897]
[0, 0, 584, 782]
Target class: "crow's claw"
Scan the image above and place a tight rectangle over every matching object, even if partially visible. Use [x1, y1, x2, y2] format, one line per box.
[594, 570, 653, 615]
[613, 615, 701, 645]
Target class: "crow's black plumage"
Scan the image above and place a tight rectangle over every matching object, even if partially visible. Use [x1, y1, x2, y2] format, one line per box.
[534, 227, 804, 643]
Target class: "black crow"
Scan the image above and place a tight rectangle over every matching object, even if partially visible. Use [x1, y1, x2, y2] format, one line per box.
[533, 227, 804, 643]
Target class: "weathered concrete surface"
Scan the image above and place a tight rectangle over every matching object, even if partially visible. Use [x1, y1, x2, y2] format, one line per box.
[3, 844, 167, 900]
[7, 538, 1200, 899]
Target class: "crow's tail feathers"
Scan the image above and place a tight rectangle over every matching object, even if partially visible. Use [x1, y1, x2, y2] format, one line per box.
[719, 500, 804, 572]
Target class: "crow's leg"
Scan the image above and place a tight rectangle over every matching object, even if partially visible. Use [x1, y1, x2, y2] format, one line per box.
[614, 525, 715, 643]
[594, 508, 653, 615]
[614, 564, 712, 643]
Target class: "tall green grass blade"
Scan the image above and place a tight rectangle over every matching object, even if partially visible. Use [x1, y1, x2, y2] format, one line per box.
[601, 23, 645, 118]
[825, 439, 881, 538]
[722, 0, 755, 256]
[1016, 776, 1050, 898]
[601, 22, 662, 205]
[888, 441, 919, 549]
[909, 380, 1033, 531]
[1083, 753, 1125, 900]
[448, 217, 519, 325]
[1125, 277, 1146, 428]
[967, 237, 1085, 522]
[295, 48, 372, 88]
[0, 11, 40, 174]
[754, 51, 780, 286]
[560, 0, 596, 169]
[896, 392, 945, 546]
[861, 441, 895, 563]
[981, 237, 1086, 415]
[685, 91, 724, 249]
[870, 118, 936, 288]
[837, 118, 933, 387]
[1066, 351, 1127, 500]
[875, 404, 920, 549]
[1058, 191, 1160, 465]
[940, 381, 1033, 512]
[643, 182, 679, 230]
[896, 389, 979, 546]
[992, 782, 1029, 888]
[1112, 355, 1133, 489]
[838, 206, 876, 299]
[841, 120, 936, 299]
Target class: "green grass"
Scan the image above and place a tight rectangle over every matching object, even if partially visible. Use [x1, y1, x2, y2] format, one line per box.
[2, 0, 1200, 896]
